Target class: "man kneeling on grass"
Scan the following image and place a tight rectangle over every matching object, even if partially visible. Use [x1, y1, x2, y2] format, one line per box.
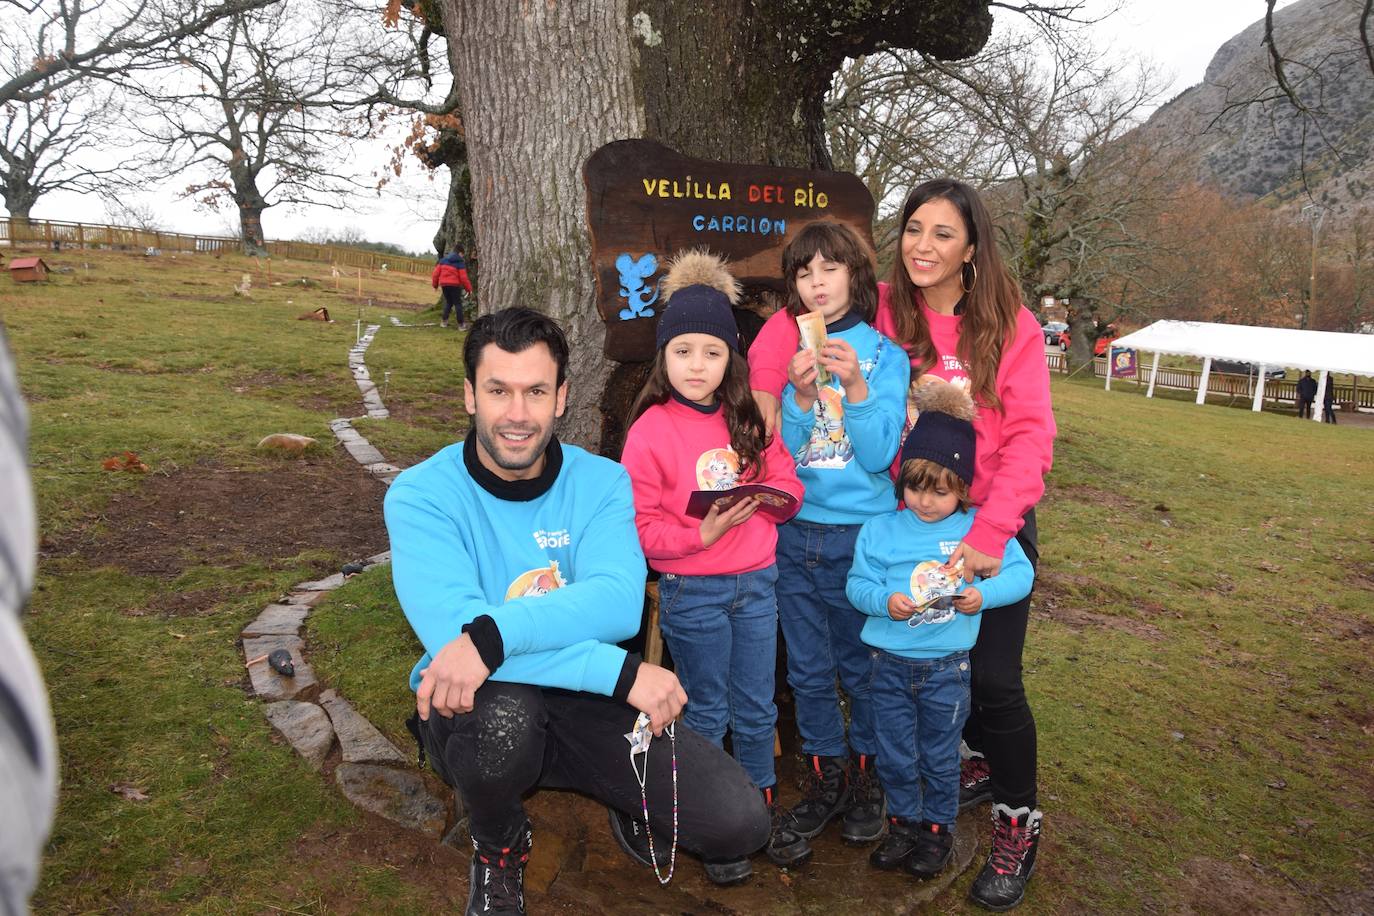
[384, 307, 769, 916]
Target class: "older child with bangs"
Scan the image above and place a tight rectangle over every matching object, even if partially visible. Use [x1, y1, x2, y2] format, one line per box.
[772, 221, 909, 847]
[620, 251, 809, 884]
[847, 380, 1032, 883]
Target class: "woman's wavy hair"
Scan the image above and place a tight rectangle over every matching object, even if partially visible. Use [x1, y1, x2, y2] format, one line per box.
[629, 346, 769, 483]
[782, 220, 878, 323]
[887, 178, 1022, 410]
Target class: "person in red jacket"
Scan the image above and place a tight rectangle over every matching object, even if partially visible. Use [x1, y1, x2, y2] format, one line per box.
[430, 245, 473, 329]
[748, 179, 1055, 912]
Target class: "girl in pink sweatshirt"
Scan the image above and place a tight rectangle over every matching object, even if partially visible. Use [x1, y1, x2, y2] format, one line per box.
[748, 179, 1055, 912]
[620, 250, 809, 880]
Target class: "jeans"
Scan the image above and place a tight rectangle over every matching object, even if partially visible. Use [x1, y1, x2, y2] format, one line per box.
[440, 285, 465, 323]
[414, 681, 770, 857]
[962, 509, 1040, 809]
[775, 519, 876, 758]
[657, 564, 780, 789]
[871, 650, 970, 825]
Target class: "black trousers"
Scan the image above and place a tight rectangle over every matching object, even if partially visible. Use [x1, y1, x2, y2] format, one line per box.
[415, 681, 770, 858]
[1323, 403, 1337, 423]
[1298, 399, 1313, 419]
[440, 285, 465, 322]
[961, 510, 1040, 810]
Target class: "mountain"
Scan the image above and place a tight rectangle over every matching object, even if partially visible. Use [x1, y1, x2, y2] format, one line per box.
[1140, 0, 1374, 213]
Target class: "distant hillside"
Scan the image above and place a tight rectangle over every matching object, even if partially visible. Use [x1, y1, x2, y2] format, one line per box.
[1140, 0, 1374, 212]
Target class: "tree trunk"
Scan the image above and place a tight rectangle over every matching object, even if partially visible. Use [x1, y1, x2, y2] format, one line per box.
[239, 206, 267, 256]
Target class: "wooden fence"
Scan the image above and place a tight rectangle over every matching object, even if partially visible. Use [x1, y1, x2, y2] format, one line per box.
[1046, 351, 1373, 409]
[0, 217, 435, 276]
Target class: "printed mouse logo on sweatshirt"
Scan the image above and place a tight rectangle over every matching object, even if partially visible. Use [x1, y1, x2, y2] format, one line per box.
[796, 385, 853, 469]
[906, 558, 964, 627]
[506, 560, 567, 600]
[696, 447, 740, 490]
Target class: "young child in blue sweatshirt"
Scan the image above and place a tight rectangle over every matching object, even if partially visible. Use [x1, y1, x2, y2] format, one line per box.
[846, 378, 1033, 881]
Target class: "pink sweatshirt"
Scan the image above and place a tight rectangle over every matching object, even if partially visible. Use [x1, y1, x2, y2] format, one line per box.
[621, 397, 804, 575]
[748, 283, 1055, 558]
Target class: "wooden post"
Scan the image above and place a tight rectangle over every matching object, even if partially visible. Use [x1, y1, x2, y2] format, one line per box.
[1104, 345, 1113, 391]
[76, 224, 85, 248]
[356, 268, 362, 296]
[1146, 351, 1160, 398]
[643, 582, 663, 667]
[1196, 357, 1212, 405]
[1251, 365, 1268, 412]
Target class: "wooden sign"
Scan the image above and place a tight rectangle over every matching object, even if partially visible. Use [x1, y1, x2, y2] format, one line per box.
[583, 140, 876, 362]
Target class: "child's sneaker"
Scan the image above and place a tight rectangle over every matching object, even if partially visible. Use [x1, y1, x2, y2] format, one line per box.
[440, 320, 448, 328]
[786, 754, 850, 838]
[904, 820, 954, 880]
[969, 804, 1042, 911]
[869, 816, 920, 870]
[959, 754, 992, 811]
[762, 785, 812, 868]
[840, 752, 885, 843]
[466, 821, 532, 916]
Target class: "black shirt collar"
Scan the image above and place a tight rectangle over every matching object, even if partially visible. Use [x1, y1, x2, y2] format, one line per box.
[670, 390, 722, 414]
[826, 310, 863, 333]
[463, 433, 563, 501]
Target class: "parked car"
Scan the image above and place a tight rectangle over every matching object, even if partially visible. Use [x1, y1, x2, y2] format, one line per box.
[1213, 360, 1287, 379]
[1040, 321, 1068, 345]
[1057, 330, 1116, 355]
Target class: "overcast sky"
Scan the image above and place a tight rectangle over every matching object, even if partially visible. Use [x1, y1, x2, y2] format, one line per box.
[23, 0, 1300, 256]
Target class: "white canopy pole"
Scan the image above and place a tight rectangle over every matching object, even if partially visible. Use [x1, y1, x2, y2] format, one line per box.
[1146, 351, 1161, 398]
[1314, 370, 1329, 423]
[1104, 345, 1113, 391]
[1197, 357, 1212, 405]
[1251, 365, 1268, 412]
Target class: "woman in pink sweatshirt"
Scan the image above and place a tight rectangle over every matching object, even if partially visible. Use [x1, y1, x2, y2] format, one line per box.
[621, 250, 809, 884]
[749, 179, 1055, 912]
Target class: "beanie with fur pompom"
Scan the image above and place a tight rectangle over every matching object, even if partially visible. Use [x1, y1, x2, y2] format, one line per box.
[654, 249, 742, 352]
[900, 376, 978, 485]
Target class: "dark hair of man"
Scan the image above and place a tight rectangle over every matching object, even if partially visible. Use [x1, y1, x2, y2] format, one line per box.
[887, 178, 1023, 411]
[629, 347, 769, 483]
[781, 220, 878, 323]
[896, 457, 972, 512]
[463, 307, 570, 390]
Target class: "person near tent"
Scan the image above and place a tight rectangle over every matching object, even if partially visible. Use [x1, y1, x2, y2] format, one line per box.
[431, 245, 473, 329]
[1296, 371, 1317, 419]
[1322, 374, 1338, 424]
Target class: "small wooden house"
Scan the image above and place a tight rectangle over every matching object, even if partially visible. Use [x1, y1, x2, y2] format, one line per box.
[8, 257, 50, 282]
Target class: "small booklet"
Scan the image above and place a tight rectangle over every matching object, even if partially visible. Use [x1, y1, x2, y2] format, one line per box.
[685, 484, 800, 523]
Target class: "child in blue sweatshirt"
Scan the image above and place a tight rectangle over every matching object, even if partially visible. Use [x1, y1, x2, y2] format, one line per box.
[846, 378, 1033, 881]
[774, 221, 910, 844]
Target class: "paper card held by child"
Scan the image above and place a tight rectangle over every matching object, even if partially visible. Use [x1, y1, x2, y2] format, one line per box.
[685, 484, 799, 523]
[905, 557, 965, 628]
[796, 311, 832, 386]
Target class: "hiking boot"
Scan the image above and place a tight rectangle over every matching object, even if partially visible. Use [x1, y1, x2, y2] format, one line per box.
[841, 753, 885, 844]
[959, 754, 993, 812]
[440, 320, 448, 328]
[466, 821, 531, 916]
[905, 821, 954, 880]
[702, 857, 752, 886]
[869, 816, 920, 870]
[607, 806, 658, 868]
[969, 804, 1042, 911]
[786, 754, 851, 839]
[761, 785, 812, 868]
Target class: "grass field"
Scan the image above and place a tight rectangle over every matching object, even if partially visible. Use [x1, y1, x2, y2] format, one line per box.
[4, 248, 1372, 914]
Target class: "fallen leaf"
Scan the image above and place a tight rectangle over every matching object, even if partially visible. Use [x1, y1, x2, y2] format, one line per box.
[1266, 778, 1287, 790]
[110, 782, 149, 802]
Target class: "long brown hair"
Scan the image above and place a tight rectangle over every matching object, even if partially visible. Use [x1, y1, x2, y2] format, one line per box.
[782, 220, 878, 322]
[887, 179, 1022, 410]
[630, 347, 769, 482]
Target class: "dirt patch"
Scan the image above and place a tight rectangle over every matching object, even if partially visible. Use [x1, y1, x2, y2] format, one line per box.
[129, 583, 265, 618]
[1032, 571, 1168, 642]
[1045, 482, 1140, 511]
[230, 368, 361, 416]
[1172, 856, 1324, 914]
[41, 452, 388, 578]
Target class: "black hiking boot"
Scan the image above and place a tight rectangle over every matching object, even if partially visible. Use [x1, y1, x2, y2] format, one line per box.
[761, 785, 812, 868]
[905, 820, 954, 880]
[969, 804, 1042, 911]
[786, 754, 851, 839]
[841, 752, 885, 844]
[959, 753, 993, 812]
[607, 806, 659, 868]
[466, 821, 532, 916]
[702, 857, 752, 886]
[869, 816, 920, 870]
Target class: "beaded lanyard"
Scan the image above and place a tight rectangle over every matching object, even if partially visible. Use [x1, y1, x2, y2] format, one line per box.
[629, 716, 679, 885]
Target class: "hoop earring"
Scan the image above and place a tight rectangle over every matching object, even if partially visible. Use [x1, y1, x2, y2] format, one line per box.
[961, 261, 977, 294]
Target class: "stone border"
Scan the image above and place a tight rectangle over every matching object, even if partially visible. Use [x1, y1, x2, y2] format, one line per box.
[239, 322, 455, 839]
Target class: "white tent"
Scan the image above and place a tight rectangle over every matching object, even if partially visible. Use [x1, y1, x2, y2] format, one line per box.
[1104, 320, 1374, 420]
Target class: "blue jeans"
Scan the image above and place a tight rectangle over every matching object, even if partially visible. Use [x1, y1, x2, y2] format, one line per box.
[870, 649, 971, 825]
[657, 564, 780, 789]
[775, 520, 876, 758]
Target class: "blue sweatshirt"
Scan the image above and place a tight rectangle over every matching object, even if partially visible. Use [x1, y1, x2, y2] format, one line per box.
[781, 314, 911, 524]
[847, 507, 1033, 659]
[384, 437, 647, 696]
